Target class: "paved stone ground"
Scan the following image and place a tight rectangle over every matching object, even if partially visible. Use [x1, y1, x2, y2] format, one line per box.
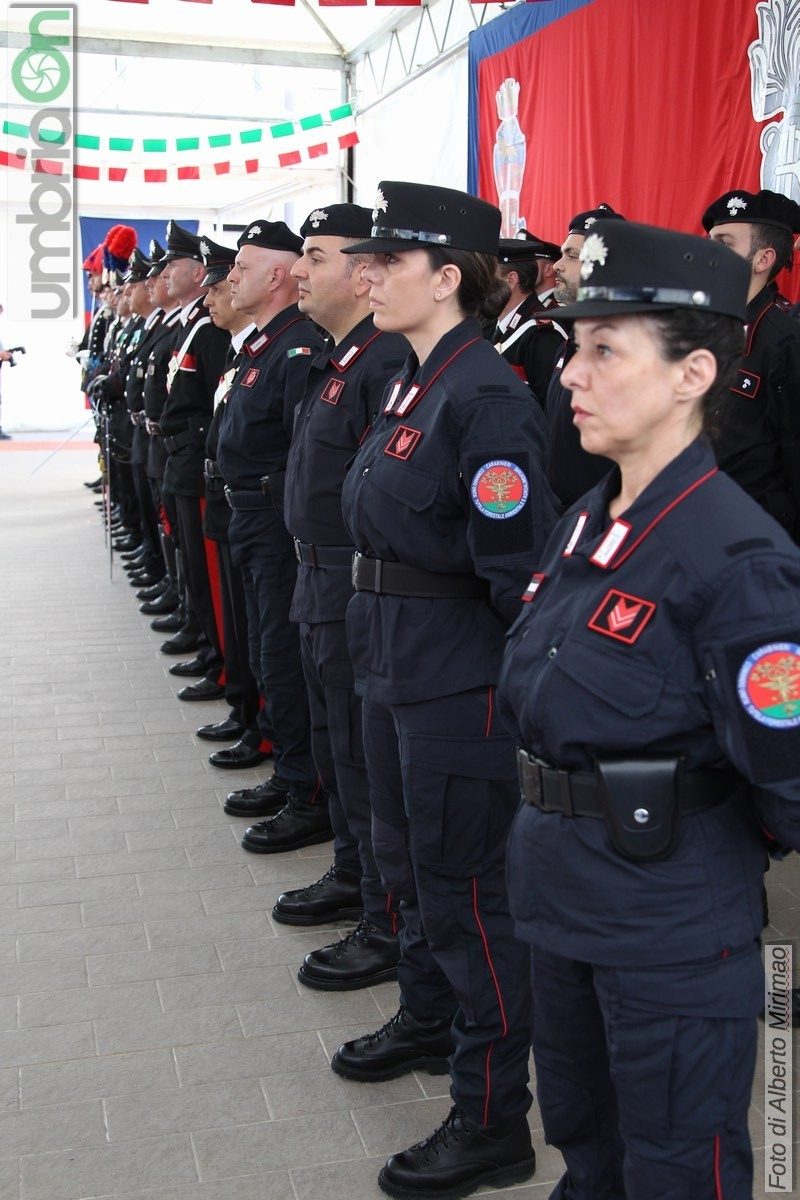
[0, 438, 797, 1199]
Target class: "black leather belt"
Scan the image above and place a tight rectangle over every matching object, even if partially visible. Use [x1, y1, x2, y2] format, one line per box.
[294, 541, 353, 568]
[163, 428, 203, 453]
[224, 486, 270, 511]
[517, 750, 738, 818]
[204, 458, 223, 482]
[352, 552, 489, 599]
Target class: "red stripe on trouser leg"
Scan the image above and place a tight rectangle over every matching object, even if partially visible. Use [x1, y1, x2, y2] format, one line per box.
[484, 687, 494, 736]
[714, 1135, 724, 1199]
[385, 891, 399, 934]
[159, 503, 173, 538]
[483, 1041, 495, 1127]
[472, 876, 510, 1124]
[200, 508, 225, 685]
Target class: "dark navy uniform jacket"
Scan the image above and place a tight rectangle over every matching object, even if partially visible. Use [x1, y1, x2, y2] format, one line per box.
[500, 437, 800, 969]
[142, 308, 182, 480]
[123, 311, 163, 467]
[494, 293, 566, 411]
[283, 314, 408, 623]
[216, 304, 325, 551]
[715, 281, 800, 539]
[160, 297, 229, 497]
[202, 348, 243, 544]
[341, 318, 559, 705]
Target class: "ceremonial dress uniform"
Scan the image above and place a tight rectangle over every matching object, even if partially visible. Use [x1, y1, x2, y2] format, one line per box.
[500, 219, 800, 1199]
[336, 182, 559, 1199]
[159, 223, 230, 677]
[283, 205, 408, 980]
[494, 237, 566, 408]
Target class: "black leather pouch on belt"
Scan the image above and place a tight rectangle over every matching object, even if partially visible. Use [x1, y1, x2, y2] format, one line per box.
[596, 757, 681, 862]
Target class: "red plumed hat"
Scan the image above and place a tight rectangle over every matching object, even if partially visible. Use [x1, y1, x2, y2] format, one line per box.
[82, 244, 104, 273]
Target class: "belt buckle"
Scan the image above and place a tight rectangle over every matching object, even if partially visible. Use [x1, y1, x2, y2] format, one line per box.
[517, 749, 543, 808]
[224, 485, 233, 509]
[352, 551, 362, 590]
[260, 475, 270, 497]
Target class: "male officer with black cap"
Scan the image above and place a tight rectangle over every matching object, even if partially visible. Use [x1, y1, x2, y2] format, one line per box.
[141, 239, 185, 629]
[119, 247, 167, 583]
[546, 203, 626, 509]
[494, 233, 566, 407]
[702, 187, 800, 539]
[272, 203, 409, 988]
[217, 220, 328, 850]
[159, 221, 230, 690]
[183, 234, 270, 764]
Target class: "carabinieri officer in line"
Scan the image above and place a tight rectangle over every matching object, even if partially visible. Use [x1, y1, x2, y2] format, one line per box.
[337, 182, 559, 1200]
[500, 219, 800, 1199]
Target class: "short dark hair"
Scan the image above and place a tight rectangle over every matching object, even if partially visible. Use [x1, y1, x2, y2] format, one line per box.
[645, 309, 745, 435]
[424, 246, 508, 322]
[750, 223, 794, 281]
[499, 260, 539, 294]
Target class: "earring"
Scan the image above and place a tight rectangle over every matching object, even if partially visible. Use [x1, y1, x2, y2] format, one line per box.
[435, 291, 442, 300]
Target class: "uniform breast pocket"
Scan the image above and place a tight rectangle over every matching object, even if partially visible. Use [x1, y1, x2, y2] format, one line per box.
[370, 461, 439, 513]
[546, 639, 666, 749]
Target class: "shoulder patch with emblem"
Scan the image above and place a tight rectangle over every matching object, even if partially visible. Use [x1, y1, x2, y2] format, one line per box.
[737, 642, 800, 728]
[470, 460, 529, 519]
[587, 589, 656, 644]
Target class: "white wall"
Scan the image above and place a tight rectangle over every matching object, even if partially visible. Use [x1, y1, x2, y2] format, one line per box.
[353, 51, 468, 205]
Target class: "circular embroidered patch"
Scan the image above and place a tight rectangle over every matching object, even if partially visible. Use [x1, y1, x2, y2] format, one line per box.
[737, 642, 800, 728]
[470, 460, 529, 520]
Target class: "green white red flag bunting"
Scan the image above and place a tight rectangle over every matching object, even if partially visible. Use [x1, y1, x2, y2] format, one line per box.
[0, 103, 358, 180]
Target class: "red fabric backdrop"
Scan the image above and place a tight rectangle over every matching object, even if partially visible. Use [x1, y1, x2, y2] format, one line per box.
[474, 0, 800, 299]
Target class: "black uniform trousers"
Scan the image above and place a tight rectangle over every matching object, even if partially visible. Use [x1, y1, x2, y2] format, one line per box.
[299, 620, 395, 927]
[173, 494, 222, 674]
[529, 944, 760, 1200]
[362, 691, 531, 1127]
[231, 534, 316, 792]
[132, 462, 161, 559]
[215, 537, 263, 741]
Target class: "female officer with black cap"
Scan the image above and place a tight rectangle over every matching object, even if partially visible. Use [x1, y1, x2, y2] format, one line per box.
[500, 219, 800, 1198]
[335, 182, 558, 1199]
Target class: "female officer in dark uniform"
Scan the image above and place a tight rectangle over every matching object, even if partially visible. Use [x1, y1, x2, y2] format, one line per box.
[336, 182, 559, 1199]
[500, 219, 800, 1199]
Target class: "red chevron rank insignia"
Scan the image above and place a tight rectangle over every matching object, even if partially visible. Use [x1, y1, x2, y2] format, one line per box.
[587, 589, 656, 645]
[384, 425, 422, 460]
[321, 378, 345, 405]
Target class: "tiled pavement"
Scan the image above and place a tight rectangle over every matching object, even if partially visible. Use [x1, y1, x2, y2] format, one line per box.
[0, 438, 797, 1200]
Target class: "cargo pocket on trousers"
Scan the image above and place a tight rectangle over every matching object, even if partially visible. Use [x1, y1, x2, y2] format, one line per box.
[404, 733, 518, 875]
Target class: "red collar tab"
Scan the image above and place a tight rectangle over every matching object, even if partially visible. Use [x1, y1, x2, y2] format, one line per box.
[563, 511, 590, 557]
[590, 467, 718, 570]
[590, 519, 632, 568]
[244, 315, 307, 359]
[521, 572, 546, 603]
[331, 329, 381, 373]
[384, 336, 482, 418]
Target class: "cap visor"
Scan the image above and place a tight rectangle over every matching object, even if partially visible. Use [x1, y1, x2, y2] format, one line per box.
[540, 299, 691, 321]
[340, 237, 417, 255]
[201, 270, 229, 287]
